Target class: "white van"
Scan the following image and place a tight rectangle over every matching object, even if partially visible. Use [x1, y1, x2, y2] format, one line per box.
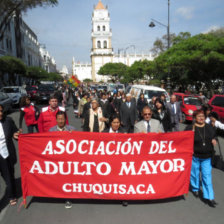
[129, 85, 170, 103]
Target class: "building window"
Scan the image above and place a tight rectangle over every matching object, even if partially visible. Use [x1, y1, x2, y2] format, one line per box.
[104, 41, 107, 48]
[97, 26, 100, 31]
[103, 26, 106, 31]
[97, 41, 101, 48]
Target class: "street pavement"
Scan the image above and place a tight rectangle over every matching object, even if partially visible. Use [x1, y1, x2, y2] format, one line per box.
[0, 100, 224, 224]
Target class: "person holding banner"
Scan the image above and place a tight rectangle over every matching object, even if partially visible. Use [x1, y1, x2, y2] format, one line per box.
[38, 95, 68, 132]
[103, 114, 125, 133]
[49, 110, 76, 208]
[134, 106, 164, 133]
[185, 109, 218, 207]
[49, 111, 76, 132]
[0, 104, 20, 206]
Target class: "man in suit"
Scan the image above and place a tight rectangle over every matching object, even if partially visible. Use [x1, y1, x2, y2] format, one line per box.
[134, 106, 163, 133]
[120, 94, 138, 133]
[166, 94, 182, 132]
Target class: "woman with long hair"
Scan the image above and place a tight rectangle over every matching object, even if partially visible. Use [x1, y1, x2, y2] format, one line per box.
[103, 114, 125, 133]
[152, 98, 171, 132]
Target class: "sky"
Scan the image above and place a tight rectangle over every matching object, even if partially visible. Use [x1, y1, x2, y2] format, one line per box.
[23, 0, 224, 72]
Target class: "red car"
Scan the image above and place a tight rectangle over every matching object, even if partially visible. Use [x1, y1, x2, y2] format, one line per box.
[173, 93, 202, 122]
[208, 95, 224, 123]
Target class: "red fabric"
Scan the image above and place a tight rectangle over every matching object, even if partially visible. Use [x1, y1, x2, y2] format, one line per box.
[22, 105, 37, 126]
[18, 131, 194, 200]
[37, 107, 68, 132]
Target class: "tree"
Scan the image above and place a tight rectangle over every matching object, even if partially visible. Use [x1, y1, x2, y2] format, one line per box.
[151, 33, 176, 56]
[0, 0, 58, 41]
[98, 63, 128, 82]
[151, 32, 191, 56]
[27, 66, 48, 81]
[83, 78, 93, 83]
[0, 56, 26, 85]
[154, 33, 224, 92]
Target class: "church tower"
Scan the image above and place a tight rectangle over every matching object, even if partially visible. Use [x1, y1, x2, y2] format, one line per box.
[91, 0, 113, 82]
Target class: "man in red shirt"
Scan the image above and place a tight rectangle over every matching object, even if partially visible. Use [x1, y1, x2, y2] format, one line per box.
[38, 95, 68, 132]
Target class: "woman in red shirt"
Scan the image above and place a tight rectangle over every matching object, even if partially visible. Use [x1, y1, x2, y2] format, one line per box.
[19, 96, 39, 133]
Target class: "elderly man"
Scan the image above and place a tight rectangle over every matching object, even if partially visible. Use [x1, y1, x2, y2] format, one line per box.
[166, 95, 182, 132]
[120, 93, 138, 133]
[134, 106, 163, 133]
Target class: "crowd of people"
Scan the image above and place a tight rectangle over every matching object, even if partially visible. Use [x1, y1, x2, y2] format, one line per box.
[0, 84, 223, 209]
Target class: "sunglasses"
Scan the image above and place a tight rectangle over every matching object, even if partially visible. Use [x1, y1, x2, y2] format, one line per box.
[143, 113, 152, 116]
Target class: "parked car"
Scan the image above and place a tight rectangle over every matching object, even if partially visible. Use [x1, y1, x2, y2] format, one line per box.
[208, 95, 224, 123]
[36, 84, 55, 104]
[97, 85, 108, 92]
[125, 85, 132, 94]
[174, 93, 203, 122]
[26, 85, 38, 101]
[129, 85, 170, 103]
[115, 84, 125, 92]
[0, 92, 13, 113]
[0, 86, 27, 106]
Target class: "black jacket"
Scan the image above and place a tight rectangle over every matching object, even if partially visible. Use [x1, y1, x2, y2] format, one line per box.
[1, 116, 18, 165]
[137, 98, 148, 114]
[152, 108, 172, 132]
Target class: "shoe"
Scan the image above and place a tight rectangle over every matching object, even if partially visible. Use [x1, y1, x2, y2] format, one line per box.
[122, 201, 128, 207]
[9, 198, 17, 206]
[192, 191, 199, 198]
[65, 200, 72, 209]
[206, 200, 217, 208]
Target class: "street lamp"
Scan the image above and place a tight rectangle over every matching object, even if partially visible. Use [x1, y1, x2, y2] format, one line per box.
[149, 0, 171, 93]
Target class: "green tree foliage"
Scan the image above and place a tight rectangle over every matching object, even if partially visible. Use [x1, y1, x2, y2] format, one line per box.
[27, 66, 48, 80]
[27, 66, 63, 81]
[0, 0, 58, 40]
[83, 78, 93, 83]
[0, 56, 26, 84]
[154, 33, 224, 91]
[98, 62, 128, 81]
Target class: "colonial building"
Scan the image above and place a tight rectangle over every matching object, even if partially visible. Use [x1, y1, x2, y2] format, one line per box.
[0, 13, 57, 72]
[73, 0, 153, 82]
[39, 46, 57, 73]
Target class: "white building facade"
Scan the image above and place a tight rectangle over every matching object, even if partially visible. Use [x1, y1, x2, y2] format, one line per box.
[73, 0, 154, 82]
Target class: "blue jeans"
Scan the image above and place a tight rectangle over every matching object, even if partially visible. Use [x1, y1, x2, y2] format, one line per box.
[191, 156, 214, 200]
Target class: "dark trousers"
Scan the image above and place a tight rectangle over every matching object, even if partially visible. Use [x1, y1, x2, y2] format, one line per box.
[124, 117, 134, 133]
[0, 155, 16, 200]
[27, 124, 39, 133]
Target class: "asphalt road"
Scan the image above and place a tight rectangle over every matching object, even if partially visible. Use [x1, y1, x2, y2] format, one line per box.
[0, 101, 224, 224]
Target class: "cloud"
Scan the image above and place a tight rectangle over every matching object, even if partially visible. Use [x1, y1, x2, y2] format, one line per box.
[176, 7, 194, 20]
[202, 25, 220, 34]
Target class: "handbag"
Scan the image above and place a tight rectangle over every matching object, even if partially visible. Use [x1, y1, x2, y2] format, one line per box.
[212, 139, 224, 171]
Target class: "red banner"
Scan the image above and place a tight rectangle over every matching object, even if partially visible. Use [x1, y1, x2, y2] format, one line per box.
[18, 131, 193, 201]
